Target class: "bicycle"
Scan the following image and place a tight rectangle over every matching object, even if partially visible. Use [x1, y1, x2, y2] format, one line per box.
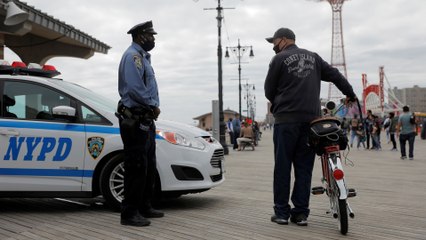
[309, 100, 361, 235]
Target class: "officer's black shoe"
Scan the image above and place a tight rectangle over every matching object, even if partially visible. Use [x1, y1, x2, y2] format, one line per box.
[290, 214, 308, 226]
[141, 208, 164, 218]
[121, 213, 151, 227]
[271, 215, 289, 225]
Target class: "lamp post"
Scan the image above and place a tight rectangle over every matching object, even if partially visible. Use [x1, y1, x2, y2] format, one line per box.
[204, 0, 234, 155]
[225, 39, 254, 118]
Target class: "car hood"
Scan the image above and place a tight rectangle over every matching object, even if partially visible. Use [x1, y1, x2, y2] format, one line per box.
[156, 119, 211, 138]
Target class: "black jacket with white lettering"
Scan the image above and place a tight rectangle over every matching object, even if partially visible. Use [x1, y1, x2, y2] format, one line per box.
[264, 44, 355, 124]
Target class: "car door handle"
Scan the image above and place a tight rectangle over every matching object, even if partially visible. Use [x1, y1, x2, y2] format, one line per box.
[0, 129, 20, 136]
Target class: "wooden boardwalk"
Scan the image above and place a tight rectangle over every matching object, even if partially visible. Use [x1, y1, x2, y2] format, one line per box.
[1, 130, 425, 240]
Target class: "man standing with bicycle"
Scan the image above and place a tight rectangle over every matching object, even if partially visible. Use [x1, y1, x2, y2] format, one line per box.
[264, 27, 356, 226]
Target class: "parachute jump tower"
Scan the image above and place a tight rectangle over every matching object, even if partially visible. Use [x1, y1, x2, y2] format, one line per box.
[317, 0, 349, 102]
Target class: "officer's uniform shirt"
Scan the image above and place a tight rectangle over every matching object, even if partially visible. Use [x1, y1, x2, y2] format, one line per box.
[118, 42, 159, 108]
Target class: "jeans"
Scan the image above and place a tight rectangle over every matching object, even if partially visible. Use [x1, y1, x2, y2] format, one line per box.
[273, 123, 315, 219]
[390, 133, 397, 149]
[372, 134, 381, 150]
[233, 130, 240, 149]
[350, 129, 358, 146]
[399, 132, 416, 158]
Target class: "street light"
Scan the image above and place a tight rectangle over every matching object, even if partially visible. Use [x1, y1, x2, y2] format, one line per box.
[204, 0, 234, 155]
[225, 39, 254, 118]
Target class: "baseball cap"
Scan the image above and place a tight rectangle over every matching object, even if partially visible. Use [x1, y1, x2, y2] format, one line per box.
[266, 28, 295, 43]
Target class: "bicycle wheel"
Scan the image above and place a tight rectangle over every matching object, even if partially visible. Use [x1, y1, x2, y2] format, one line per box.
[328, 155, 349, 235]
[338, 199, 348, 235]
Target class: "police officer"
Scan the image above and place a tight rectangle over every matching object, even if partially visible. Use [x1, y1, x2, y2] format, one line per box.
[118, 20, 163, 227]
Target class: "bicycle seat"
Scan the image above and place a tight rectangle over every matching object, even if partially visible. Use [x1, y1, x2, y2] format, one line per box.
[310, 116, 341, 126]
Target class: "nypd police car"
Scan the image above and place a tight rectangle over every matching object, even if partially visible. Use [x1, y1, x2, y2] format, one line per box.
[0, 61, 225, 210]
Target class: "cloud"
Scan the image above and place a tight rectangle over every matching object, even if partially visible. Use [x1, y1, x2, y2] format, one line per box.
[7, 0, 426, 124]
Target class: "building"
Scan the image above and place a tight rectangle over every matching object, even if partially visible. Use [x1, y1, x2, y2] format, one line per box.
[193, 109, 244, 131]
[390, 85, 426, 112]
[264, 102, 274, 126]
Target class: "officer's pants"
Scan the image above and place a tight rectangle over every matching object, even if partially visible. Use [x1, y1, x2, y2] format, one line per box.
[119, 120, 156, 218]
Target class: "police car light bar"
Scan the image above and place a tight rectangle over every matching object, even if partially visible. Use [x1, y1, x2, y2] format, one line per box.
[0, 60, 61, 78]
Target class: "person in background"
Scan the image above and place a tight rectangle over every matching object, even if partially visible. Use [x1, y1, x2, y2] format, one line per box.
[356, 122, 366, 149]
[371, 115, 382, 150]
[349, 114, 359, 148]
[397, 106, 417, 160]
[237, 121, 255, 151]
[364, 110, 373, 149]
[264, 27, 356, 226]
[383, 116, 390, 143]
[388, 112, 398, 151]
[232, 115, 241, 150]
[117, 20, 164, 227]
[227, 118, 234, 145]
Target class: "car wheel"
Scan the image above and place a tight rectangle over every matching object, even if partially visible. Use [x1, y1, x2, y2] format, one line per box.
[100, 153, 124, 211]
[100, 153, 163, 211]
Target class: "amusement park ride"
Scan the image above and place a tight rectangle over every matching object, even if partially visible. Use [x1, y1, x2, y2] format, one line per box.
[362, 67, 406, 115]
[317, 0, 416, 117]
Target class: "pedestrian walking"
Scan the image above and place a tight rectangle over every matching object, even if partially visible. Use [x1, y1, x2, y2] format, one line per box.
[227, 118, 234, 145]
[232, 116, 241, 150]
[388, 112, 398, 151]
[397, 106, 417, 160]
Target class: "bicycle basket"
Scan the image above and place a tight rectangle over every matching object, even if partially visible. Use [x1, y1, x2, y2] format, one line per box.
[308, 117, 348, 155]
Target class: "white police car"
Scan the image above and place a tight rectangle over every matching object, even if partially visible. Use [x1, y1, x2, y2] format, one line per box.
[0, 61, 225, 210]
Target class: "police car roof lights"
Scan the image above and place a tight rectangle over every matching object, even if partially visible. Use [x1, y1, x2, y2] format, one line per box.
[0, 60, 61, 78]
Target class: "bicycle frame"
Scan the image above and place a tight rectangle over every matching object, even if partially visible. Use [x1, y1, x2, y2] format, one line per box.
[321, 145, 348, 200]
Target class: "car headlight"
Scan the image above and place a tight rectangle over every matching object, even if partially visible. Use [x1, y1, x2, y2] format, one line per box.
[156, 130, 206, 150]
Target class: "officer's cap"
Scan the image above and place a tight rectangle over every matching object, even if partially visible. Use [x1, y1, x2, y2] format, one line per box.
[127, 21, 157, 35]
[266, 28, 295, 43]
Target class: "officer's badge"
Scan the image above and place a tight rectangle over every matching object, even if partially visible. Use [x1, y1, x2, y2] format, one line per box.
[87, 137, 105, 160]
[133, 55, 143, 69]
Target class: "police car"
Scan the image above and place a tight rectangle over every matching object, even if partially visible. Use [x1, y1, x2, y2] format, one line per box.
[0, 61, 225, 210]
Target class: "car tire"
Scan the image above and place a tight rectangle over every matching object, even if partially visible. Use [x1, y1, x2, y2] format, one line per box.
[100, 153, 163, 211]
[100, 153, 124, 211]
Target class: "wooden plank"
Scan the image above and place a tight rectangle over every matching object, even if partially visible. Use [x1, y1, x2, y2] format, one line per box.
[0, 131, 424, 239]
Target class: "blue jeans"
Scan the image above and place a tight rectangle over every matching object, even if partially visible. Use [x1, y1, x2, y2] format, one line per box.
[273, 123, 315, 219]
[399, 132, 416, 158]
[350, 129, 358, 146]
[372, 133, 381, 149]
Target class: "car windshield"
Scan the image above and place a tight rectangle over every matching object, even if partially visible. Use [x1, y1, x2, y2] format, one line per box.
[49, 79, 116, 113]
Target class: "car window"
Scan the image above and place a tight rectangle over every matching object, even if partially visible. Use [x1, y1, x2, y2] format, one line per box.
[3, 81, 71, 121]
[81, 105, 103, 123]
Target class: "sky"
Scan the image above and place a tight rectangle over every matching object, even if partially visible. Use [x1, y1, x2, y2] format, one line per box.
[7, 0, 426, 125]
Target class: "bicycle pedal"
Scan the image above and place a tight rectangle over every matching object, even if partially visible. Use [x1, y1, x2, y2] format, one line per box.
[311, 186, 325, 195]
[348, 188, 357, 198]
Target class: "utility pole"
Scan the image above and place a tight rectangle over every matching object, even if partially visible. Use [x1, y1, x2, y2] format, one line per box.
[204, 0, 234, 155]
[225, 39, 254, 118]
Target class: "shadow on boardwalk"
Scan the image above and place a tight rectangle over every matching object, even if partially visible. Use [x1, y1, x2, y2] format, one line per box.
[0, 131, 425, 239]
